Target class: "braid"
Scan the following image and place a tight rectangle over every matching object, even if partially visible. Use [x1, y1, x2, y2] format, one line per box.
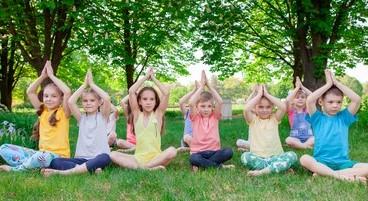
[49, 109, 59, 126]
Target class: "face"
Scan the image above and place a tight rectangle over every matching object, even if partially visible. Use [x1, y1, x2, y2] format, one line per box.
[43, 85, 63, 110]
[255, 98, 273, 119]
[82, 93, 101, 114]
[293, 93, 307, 108]
[319, 93, 343, 116]
[138, 90, 156, 112]
[197, 100, 213, 117]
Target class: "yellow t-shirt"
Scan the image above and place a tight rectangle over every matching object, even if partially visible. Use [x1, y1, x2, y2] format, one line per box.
[134, 112, 161, 165]
[39, 106, 70, 158]
[249, 115, 283, 158]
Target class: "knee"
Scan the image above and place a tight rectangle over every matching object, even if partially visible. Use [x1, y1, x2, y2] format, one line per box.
[189, 154, 201, 165]
[96, 153, 112, 165]
[49, 158, 63, 169]
[299, 154, 313, 167]
[222, 148, 233, 159]
[285, 137, 292, 145]
[285, 151, 298, 161]
[240, 152, 251, 166]
[167, 147, 177, 159]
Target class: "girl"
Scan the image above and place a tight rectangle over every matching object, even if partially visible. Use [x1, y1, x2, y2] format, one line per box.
[285, 77, 314, 149]
[177, 81, 199, 152]
[108, 95, 136, 152]
[42, 70, 112, 176]
[0, 61, 71, 171]
[110, 68, 177, 170]
[241, 85, 297, 176]
[188, 71, 233, 171]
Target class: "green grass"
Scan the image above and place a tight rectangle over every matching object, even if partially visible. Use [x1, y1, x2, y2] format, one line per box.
[0, 111, 368, 201]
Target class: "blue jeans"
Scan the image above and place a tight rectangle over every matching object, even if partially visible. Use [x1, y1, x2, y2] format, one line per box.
[49, 153, 111, 173]
[190, 148, 233, 168]
[0, 144, 58, 171]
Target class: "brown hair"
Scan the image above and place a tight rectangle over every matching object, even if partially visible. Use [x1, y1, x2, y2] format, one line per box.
[198, 91, 214, 104]
[136, 87, 165, 135]
[322, 86, 343, 99]
[32, 83, 62, 141]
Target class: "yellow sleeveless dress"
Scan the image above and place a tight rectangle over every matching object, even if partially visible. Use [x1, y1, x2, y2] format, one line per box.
[134, 112, 161, 165]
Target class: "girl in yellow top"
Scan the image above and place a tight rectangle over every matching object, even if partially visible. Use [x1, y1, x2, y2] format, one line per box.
[0, 61, 71, 171]
[110, 68, 177, 170]
[240, 85, 297, 176]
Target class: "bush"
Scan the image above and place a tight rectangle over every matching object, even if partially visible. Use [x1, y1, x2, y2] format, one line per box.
[358, 95, 368, 126]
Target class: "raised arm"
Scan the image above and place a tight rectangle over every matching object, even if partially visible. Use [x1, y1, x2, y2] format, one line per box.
[27, 65, 48, 110]
[151, 72, 170, 113]
[46, 61, 72, 117]
[285, 77, 302, 109]
[189, 76, 205, 115]
[128, 69, 150, 115]
[120, 94, 129, 118]
[243, 85, 262, 123]
[179, 81, 198, 114]
[332, 73, 361, 115]
[68, 74, 87, 123]
[205, 72, 223, 116]
[87, 71, 112, 119]
[306, 70, 333, 115]
[263, 85, 286, 121]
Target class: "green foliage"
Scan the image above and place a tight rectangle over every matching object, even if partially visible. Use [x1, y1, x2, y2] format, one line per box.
[269, 78, 294, 99]
[339, 75, 363, 96]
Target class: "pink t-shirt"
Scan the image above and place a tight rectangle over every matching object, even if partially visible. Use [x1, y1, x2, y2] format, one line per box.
[126, 123, 136, 145]
[189, 112, 221, 154]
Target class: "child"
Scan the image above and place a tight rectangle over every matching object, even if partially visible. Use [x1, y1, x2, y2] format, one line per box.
[110, 68, 177, 170]
[241, 85, 297, 176]
[236, 85, 258, 152]
[0, 61, 71, 171]
[188, 71, 233, 171]
[108, 95, 136, 152]
[42, 70, 112, 176]
[285, 77, 314, 149]
[300, 70, 368, 182]
[177, 81, 199, 152]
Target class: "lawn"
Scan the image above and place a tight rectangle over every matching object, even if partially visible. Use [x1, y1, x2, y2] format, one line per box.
[0, 111, 368, 201]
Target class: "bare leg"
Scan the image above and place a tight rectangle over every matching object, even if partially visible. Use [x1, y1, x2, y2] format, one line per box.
[145, 147, 177, 169]
[248, 167, 271, 177]
[116, 139, 135, 150]
[304, 137, 314, 149]
[42, 164, 89, 177]
[0, 165, 11, 172]
[300, 154, 363, 182]
[336, 163, 368, 177]
[285, 137, 308, 149]
[236, 139, 250, 152]
[110, 151, 139, 169]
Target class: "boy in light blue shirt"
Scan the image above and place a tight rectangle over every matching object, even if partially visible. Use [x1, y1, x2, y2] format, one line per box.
[300, 70, 368, 183]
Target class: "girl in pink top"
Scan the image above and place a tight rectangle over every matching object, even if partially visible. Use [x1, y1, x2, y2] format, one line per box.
[188, 71, 233, 171]
[107, 95, 136, 152]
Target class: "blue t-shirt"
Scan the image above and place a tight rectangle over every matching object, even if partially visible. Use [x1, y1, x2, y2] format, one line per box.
[306, 108, 356, 164]
[183, 110, 193, 136]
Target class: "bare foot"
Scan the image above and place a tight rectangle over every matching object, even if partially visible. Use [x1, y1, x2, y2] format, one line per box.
[95, 168, 102, 174]
[148, 165, 166, 171]
[0, 165, 11, 172]
[247, 170, 264, 177]
[222, 164, 235, 169]
[334, 174, 367, 184]
[192, 165, 199, 172]
[116, 148, 135, 153]
[237, 147, 249, 152]
[177, 147, 190, 153]
[41, 168, 58, 177]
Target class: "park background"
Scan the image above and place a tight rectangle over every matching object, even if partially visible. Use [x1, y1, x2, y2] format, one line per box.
[1, 0, 368, 200]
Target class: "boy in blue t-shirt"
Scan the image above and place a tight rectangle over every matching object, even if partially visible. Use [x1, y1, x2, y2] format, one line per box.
[300, 69, 368, 183]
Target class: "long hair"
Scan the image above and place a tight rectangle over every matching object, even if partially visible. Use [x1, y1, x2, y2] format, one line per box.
[31, 83, 62, 141]
[136, 87, 165, 135]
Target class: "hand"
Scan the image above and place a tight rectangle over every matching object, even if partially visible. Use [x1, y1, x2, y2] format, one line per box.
[330, 70, 338, 85]
[146, 67, 154, 80]
[263, 85, 269, 96]
[45, 60, 54, 77]
[40, 65, 48, 79]
[295, 76, 302, 88]
[200, 70, 206, 87]
[256, 84, 263, 96]
[194, 80, 199, 89]
[325, 69, 333, 86]
[87, 70, 94, 85]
